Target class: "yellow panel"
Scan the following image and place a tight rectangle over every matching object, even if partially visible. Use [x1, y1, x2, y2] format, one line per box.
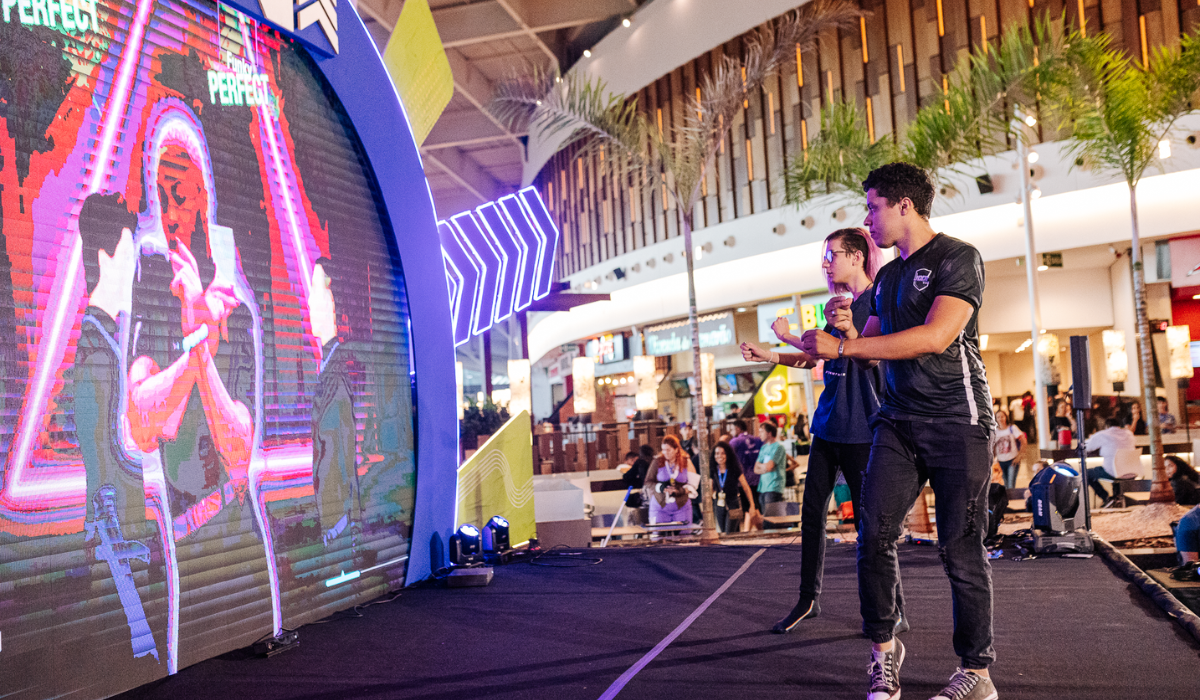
[754, 365, 791, 416]
[456, 412, 537, 546]
[382, 0, 454, 146]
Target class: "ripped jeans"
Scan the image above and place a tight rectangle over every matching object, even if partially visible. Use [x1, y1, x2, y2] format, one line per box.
[858, 417, 995, 670]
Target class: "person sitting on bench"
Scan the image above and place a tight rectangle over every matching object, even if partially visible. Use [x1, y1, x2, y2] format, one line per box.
[1086, 416, 1136, 507]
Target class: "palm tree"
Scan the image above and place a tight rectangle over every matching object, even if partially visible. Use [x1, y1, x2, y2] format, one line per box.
[1049, 30, 1200, 503]
[491, 0, 862, 543]
[782, 99, 898, 209]
[901, 16, 1070, 448]
[903, 16, 1068, 175]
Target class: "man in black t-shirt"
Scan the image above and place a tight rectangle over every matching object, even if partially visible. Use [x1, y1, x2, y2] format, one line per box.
[801, 163, 997, 700]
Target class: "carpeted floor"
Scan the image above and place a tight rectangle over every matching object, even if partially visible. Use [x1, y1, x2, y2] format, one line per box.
[114, 542, 1200, 700]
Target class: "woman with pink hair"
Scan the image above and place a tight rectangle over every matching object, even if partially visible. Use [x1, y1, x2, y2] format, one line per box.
[741, 227, 905, 634]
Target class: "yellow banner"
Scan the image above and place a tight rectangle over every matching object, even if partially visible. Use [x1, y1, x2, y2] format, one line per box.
[456, 411, 536, 547]
[382, 0, 454, 146]
[753, 364, 791, 416]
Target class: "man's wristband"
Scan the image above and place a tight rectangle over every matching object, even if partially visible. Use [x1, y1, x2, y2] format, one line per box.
[838, 337, 845, 359]
[769, 351, 780, 365]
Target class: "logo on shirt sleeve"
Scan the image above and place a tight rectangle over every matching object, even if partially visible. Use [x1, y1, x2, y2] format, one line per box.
[913, 268, 932, 291]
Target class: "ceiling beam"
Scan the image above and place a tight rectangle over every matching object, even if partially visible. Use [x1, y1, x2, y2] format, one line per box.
[493, 0, 559, 67]
[421, 147, 506, 206]
[432, 0, 635, 49]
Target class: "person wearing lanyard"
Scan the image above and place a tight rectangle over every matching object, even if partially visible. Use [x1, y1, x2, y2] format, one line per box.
[711, 441, 758, 533]
[741, 227, 906, 635]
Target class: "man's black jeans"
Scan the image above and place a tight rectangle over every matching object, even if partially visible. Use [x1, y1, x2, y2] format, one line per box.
[858, 417, 995, 670]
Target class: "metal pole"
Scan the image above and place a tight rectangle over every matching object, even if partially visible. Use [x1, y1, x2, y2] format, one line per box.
[1014, 112, 1051, 450]
[1075, 407, 1092, 532]
[601, 487, 633, 548]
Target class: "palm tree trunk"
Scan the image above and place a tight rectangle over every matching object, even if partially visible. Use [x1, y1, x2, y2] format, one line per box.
[681, 210, 719, 543]
[1128, 183, 1171, 503]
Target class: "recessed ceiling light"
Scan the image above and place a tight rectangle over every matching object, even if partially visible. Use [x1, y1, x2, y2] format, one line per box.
[622, 18, 631, 28]
[583, 49, 592, 58]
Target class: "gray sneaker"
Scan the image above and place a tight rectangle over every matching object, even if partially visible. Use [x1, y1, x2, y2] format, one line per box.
[930, 669, 997, 700]
[867, 639, 904, 700]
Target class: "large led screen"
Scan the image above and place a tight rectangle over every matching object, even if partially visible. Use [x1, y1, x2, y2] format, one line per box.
[0, 1, 416, 695]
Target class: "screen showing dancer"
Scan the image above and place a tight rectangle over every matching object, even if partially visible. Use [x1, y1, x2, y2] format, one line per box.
[0, 3, 417, 696]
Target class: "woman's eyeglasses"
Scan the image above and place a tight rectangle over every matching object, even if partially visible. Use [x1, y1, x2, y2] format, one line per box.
[822, 249, 851, 264]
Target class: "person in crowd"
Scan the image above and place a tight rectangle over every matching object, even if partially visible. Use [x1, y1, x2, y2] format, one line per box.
[1049, 400, 1076, 444]
[792, 412, 810, 442]
[710, 441, 758, 533]
[679, 422, 698, 463]
[728, 419, 763, 511]
[1157, 396, 1178, 434]
[1128, 400, 1147, 435]
[799, 163, 997, 700]
[1085, 416, 1137, 506]
[753, 421, 788, 517]
[619, 448, 652, 525]
[1166, 456, 1200, 506]
[741, 226, 906, 636]
[1172, 504, 1200, 581]
[991, 410, 1027, 489]
[1088, 398, 1112, 435]
[1018, 390, 1037, 440]
[986, 462, 1009, 544]
[644, 435, 695, 526]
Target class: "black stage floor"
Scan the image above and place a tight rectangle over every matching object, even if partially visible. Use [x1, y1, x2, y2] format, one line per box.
[115, 542, 1200, 700]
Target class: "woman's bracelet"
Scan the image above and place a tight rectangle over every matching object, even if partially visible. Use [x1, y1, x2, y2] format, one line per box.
[770, 351, 780, 365]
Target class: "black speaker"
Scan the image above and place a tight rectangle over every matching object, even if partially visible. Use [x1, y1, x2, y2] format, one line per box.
[975, 173, 995, 194]
[1070, 336, 1091, 407]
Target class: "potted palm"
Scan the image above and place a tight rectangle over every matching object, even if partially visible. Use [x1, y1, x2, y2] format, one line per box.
[1049, 30, 1200, 502]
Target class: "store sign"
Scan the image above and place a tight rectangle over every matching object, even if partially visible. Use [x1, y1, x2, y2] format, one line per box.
[756, 298, 798, 343]
[757, 297, 828, 343]
[643, 312, 734, 356]
[753, 364, 790, 415]
[585, 333, 626, 364]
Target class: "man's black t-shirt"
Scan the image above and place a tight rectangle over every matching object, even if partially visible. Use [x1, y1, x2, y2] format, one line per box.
[869, 233, 995, 429]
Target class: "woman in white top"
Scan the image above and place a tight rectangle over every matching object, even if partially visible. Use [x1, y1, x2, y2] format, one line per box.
[991, 410, 1027, 489]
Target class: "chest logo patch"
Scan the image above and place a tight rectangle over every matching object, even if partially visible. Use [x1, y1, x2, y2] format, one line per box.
[913, 268, 932, 291]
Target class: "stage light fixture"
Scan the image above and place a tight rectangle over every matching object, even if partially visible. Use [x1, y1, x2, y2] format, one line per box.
[483, 515, 511, 553]
[1030, 463, 1080, 534]
[1028, 463, 1094, 553]
[449, 524, 483, 565]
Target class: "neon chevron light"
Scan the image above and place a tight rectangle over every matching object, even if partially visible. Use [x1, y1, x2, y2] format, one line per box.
[439, 187, 559, 346]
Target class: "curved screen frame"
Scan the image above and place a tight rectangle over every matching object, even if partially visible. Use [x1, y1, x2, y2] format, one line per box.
[299, 4, 457, 585]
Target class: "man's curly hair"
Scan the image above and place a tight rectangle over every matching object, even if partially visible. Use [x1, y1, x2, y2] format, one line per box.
[862, 163, 935, 219]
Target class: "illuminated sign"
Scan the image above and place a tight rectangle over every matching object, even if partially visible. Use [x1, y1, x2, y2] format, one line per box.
[585, 333, 626, 364]
[439, 187, 561, 346]
[753, 364, 790, 415]
[643, 312, 734, 356]
[756, 297, 826, 343]
[1, 0, 98, 34]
